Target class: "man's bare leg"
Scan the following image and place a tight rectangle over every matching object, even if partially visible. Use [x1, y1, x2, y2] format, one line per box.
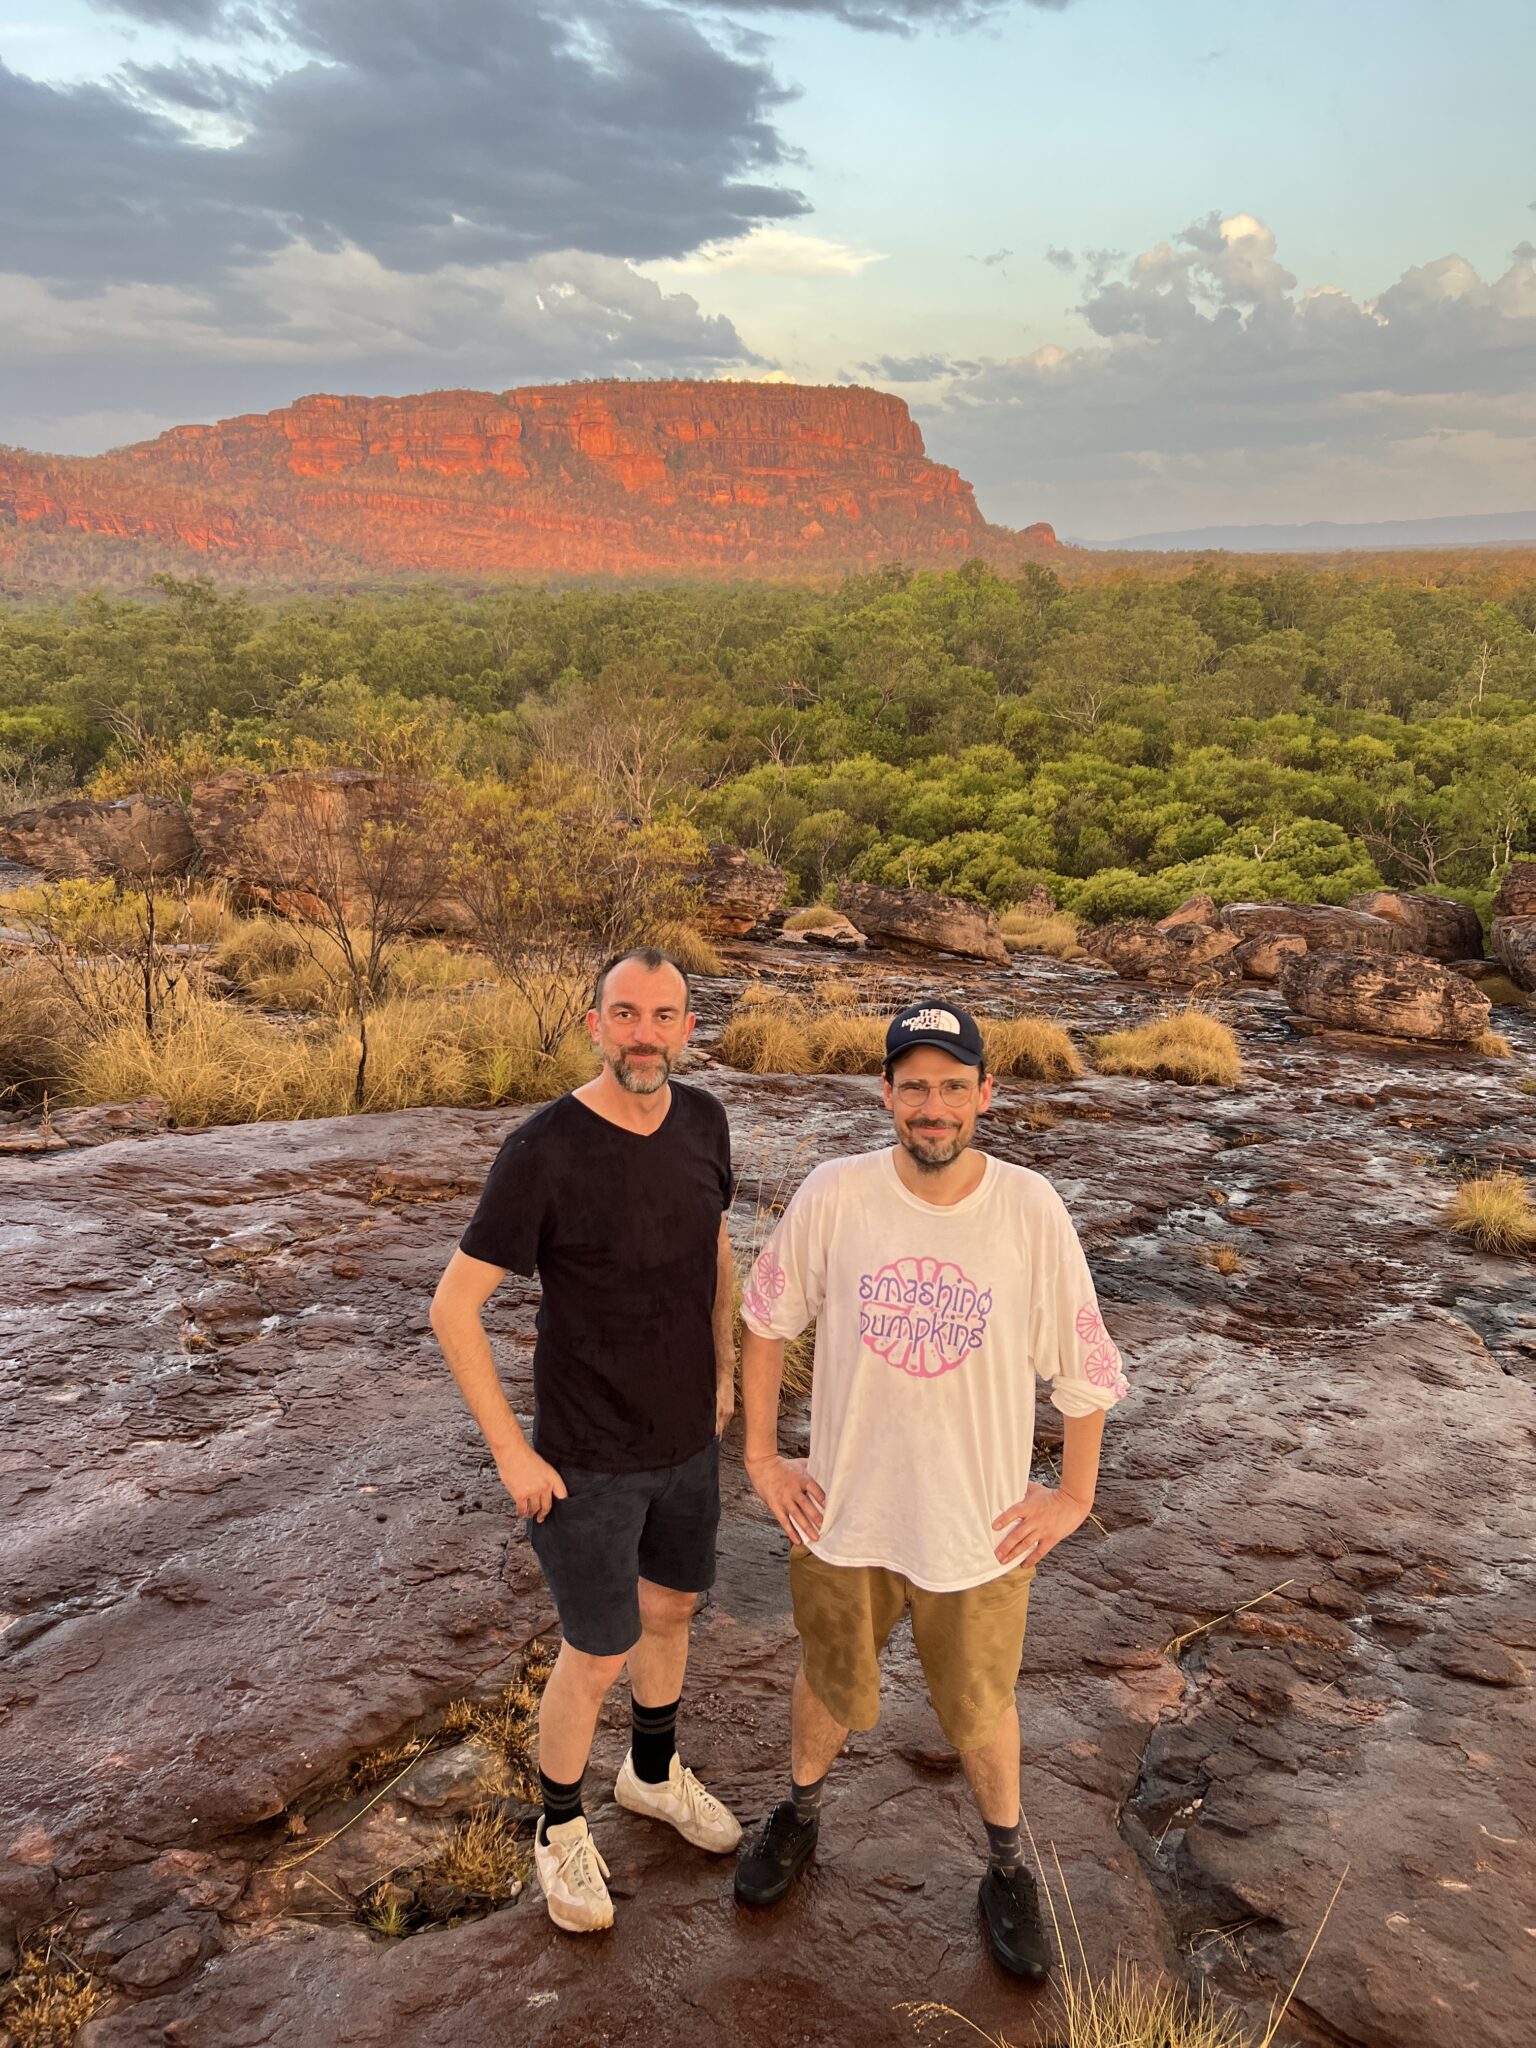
[958, 1697, 1022, 1828]
[538, 1641, 627, 1784]
[791, 1664, 850, 1784]
[626, 1579, 697, 1708]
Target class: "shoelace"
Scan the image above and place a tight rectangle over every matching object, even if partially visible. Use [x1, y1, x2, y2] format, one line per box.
[677, 1767, 724, 1818]
[556, 1833, 610, 1891]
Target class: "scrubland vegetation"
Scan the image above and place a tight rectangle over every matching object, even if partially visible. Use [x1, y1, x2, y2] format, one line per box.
[1, 558, 1532, 926]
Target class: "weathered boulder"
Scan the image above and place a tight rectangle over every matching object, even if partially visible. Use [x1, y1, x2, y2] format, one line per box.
[1220, 900, 1407, 956]
[1157, 892, 1221, 932]
[1348, 890, 1483, 962]
[1491, 916, 1536, 993]
[1233, 932, 1307, 981]
[836, 881, 1007, 962]
[187, 770, 468, 930]
[685, 844, 786, 936]
[1084, 918, 1241, 985]
[1492, 861, 1536, 919]
[0, 795, 195, 881]
[801, 915, 866, 951]
[1277, 949, 1491, 1043]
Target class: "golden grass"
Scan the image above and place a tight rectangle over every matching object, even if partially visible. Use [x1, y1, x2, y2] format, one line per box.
[1205, 1243, 1245, 1276]
[2, 878, 237, 949]
[999, 907, 1087, 959]
[0, 957, 75, 1103]
[717, 1004, 815, 1074]
[982, 1015, 1084, 1081]
[424, 1808, 531, 1899]
[1519, 1076, 1536, 1096]
[214, 916, 339, 1010]
[806, 1012, 887, 1074]
[1473, 1031, 1513, 1058]
[1093, 1008, 1243, 1087]
[0, 1937, 105, 2048]
[1446, 1171, 1536, 1254]
[60, 987, 594, 1125]
[783, 904, 845, 932]
[651, 918, 727, 977]
[441, 1643, 553, 1803]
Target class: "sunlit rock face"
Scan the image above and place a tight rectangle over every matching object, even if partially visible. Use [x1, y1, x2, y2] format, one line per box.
[0, 382, 1059, 580]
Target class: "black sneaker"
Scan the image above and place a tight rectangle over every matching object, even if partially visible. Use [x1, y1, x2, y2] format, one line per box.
[978, 1865, 1052, 1979]
[733, 1801, 818, 1906]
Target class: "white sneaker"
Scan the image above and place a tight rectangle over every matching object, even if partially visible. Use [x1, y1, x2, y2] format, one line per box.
[535, 1815, 614, 1933]
[613, 1750, 743, 1854]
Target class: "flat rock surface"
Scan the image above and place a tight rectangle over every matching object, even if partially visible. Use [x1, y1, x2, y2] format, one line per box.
[1, 954, 1533, 2048]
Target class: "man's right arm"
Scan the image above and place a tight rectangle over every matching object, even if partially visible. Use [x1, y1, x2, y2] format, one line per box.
[741, 1325, 824, 1544]
[429, 1248, 567, 1521]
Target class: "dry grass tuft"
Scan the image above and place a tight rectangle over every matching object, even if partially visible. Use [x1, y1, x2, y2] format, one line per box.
[650, 919, 727, 977]
[1205, 1243, 1245, 1276]
[1446, 1171, 1536, 1254]
[424, 1808, 531, 1899]
[999, 907, 1087, 959]
[0, 1936, 105, 2047]
[1093, 1008, 1243, 1087]
[2, 879, 237, 949]
[441, 1643, 552, 1802]
[806, 1012, 886, 1074]
[783, 904, 845, 931]
[717, 1003, 815, 1074]
[982, 1015, 1084, 1081]
[214, 916, 340, 1010]
[1519, 1075, 1536, 1096]
[1473, 1030, 1513, 1058]
[349, 1735, 432, 1793]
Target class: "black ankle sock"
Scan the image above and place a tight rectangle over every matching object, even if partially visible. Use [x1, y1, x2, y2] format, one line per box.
[539, 1768, 584, 1830]
[791, 1771, 827, 1825]
[631, 1694, 681, 1785]
[985, 1818, 1022, 1875]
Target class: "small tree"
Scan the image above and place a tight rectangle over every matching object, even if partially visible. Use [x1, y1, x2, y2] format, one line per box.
[234, 770, 445, 1109]
[449, 768, 700, 1056]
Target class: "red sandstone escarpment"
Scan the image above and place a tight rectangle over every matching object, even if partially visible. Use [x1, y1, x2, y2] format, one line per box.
[0, 381, 1059, 580]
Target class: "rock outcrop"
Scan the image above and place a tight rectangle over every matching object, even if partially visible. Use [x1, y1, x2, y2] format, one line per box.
[1491, 916, 1536, 993]
[1277, 949, 1493, 1043]
[1156, 892, 1221, 932]
[0, 383, 1062, 582]
[1231, 931, 1307, 981]
[1492, 861, 1536, 919]
[685, 845, 787, 937]
[1220, 900, 1408, 955]
[836, 881, 1007, 962]
[1348, 889, 1484, 962]
[0, 796, 195, 881]
[1084, 919, 1240, 985]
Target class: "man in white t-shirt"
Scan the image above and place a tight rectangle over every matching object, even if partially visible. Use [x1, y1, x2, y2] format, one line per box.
[732, 999, 1128, 1978]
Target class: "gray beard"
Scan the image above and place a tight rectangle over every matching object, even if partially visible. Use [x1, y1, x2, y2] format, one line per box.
[613, 1049, 672, 1095]
[901, 1128, 968, 1173]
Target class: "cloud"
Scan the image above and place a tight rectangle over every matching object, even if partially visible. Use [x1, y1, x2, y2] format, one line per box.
[858, 353, 969, 381]
[970, 247, 1013, 269]
[2, 4, 807, 290]
[918, 213, 1536, 531]
[1044, 245, 1076, 271]
[674, 0, 1073, 27]
[651, 225, 886, 276]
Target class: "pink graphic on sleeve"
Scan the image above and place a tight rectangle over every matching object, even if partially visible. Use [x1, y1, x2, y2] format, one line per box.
[858, 1255, 992, 1378]
[1075, 1303, 1128, 1398]
[743, 1247, 787, 1328]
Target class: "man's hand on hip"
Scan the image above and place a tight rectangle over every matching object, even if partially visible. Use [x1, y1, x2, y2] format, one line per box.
[495, 1443, 568, 1522]
[745, 1454, 825, 1545]
[716, 1375, 736, 1438]
[992, 1481, 1090, 1567]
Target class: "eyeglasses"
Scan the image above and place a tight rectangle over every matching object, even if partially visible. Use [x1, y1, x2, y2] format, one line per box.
[892, 1078, 978, 1107]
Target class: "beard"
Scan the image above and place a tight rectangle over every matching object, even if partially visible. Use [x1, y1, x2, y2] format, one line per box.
[612, 1044, 674, 1095]
[898, 1118, 972, 1173]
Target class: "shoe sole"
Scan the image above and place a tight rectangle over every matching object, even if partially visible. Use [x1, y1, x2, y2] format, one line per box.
[613, 1774, 742, 1855]
[733, 1849, 814, 1908]
[544, 1895, 614, 1935]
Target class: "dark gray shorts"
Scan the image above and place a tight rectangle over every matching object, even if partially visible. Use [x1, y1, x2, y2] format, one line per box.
[528, 1438, 720, 1657]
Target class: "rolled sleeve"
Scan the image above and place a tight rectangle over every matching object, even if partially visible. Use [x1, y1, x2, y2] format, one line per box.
[1032, 1195, 1129, 1418]
[740, 1170, 828, 1340]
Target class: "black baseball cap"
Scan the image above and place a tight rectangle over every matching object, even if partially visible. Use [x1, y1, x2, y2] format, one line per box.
[884, 1000, 986, 1069]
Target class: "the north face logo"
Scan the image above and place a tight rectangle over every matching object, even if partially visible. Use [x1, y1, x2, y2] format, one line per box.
[900, 1008, 961, 1034]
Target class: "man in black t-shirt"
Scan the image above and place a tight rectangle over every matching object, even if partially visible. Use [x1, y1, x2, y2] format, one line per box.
[430, 948, 742, 1935]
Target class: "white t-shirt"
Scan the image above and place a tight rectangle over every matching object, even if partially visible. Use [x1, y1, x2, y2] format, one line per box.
[741, 1147, 1128, 1593]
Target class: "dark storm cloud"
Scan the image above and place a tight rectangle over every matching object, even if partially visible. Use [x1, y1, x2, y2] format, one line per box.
[5, 2, 808, 290]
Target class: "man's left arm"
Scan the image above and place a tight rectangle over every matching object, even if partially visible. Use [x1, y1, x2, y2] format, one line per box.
[713, 1216, 737, 1437]
[992, 1408, 1104, 1566]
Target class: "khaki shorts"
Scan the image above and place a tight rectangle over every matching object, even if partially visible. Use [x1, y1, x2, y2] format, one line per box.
[789, 1545, 1035, 1753]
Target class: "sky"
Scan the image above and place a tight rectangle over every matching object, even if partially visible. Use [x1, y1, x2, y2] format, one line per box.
[2, 0, 1533, 538]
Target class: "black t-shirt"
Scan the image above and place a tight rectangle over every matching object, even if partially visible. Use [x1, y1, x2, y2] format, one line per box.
[460, 1084, 732, 1473]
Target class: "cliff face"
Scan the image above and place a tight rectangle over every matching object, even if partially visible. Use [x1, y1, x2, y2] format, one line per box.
[0, 381, 1056, 581]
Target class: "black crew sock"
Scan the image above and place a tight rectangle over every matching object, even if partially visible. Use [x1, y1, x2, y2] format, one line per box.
[790, 1771, 827, 1826]
[539, 1768, 585, 1831]
[984, 1818, 1023, 1876]
[631, 1695, 681, 1785]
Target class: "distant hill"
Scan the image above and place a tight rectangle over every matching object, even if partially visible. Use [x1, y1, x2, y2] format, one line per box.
[1088, 510, 1536, 552]
[0, 381, 1061, 585]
